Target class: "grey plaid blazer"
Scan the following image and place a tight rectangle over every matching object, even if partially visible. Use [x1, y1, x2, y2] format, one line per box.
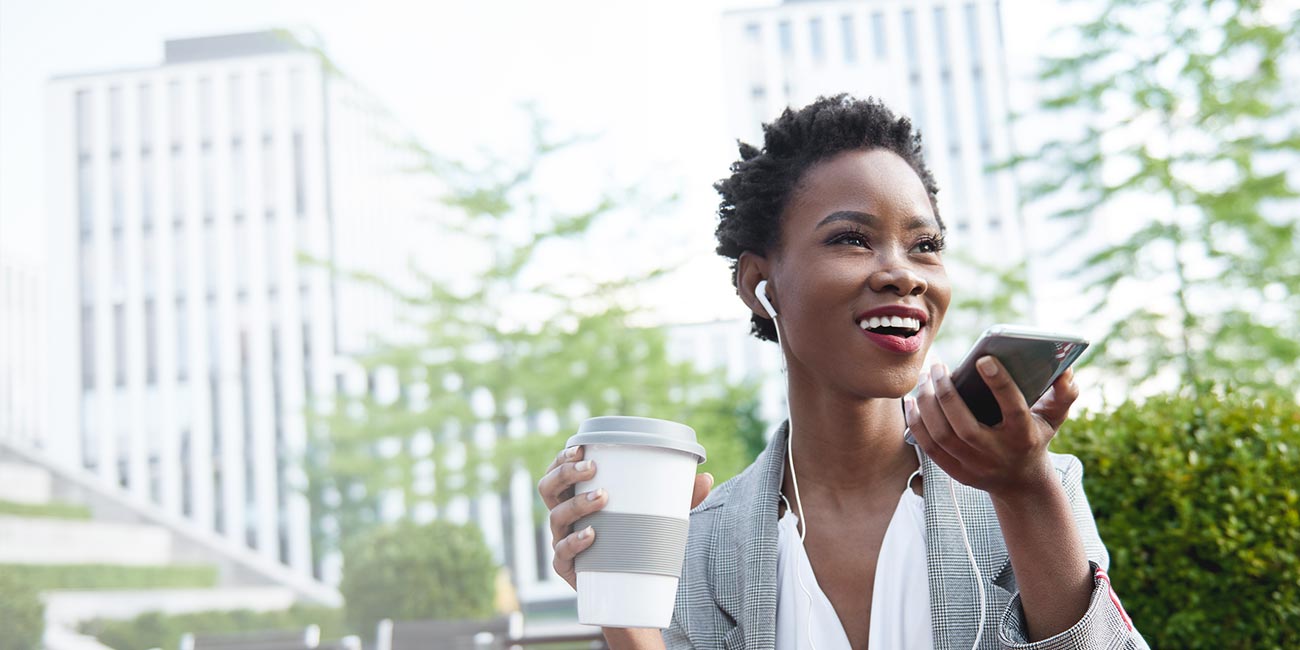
[663, 421, 1149, 649]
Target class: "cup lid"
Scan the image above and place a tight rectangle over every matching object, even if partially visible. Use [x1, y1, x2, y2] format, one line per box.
[565, 416, 707, 464]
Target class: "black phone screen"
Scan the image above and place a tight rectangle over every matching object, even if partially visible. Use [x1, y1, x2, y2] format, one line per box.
[951, 333, 1088, 426]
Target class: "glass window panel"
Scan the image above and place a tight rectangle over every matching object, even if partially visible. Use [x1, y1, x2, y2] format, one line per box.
[841, 15, 857, 64]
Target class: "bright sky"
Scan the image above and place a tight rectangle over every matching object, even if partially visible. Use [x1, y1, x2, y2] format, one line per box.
[0, 0, 1061, 326]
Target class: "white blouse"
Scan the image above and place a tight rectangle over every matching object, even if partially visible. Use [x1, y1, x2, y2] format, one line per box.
[775, 484, 932, 650]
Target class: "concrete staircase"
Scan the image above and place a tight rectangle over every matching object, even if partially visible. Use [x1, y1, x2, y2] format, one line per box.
[0, 443, 337, 650]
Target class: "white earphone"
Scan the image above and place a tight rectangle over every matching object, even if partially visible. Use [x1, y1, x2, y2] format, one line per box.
[754, 277, 986, 650]
[755, 279, 778, 319]
[755, 278, 819, 650]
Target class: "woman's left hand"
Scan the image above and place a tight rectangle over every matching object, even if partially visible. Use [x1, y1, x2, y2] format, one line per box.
[905, 356, 1079, 497]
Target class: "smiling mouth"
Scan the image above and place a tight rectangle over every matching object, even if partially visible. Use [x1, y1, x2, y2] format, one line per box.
[857, 316, 922, 338]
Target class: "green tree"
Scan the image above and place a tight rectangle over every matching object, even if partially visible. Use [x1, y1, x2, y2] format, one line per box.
[1016, 0, 1300, 391]
[1053, 385, 1300, 649]
[304, 114, 765, 565]
[340, 520, 496, 635]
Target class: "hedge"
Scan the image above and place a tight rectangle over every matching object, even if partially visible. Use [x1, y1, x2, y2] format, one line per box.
[340, 520, 496, 637]
[0, 500, 92, 519]
[79, 605, 347, 650]
[0, 564, 218, 590]
[1052, 385, 1300, 649]
[0, 568, 44, 650]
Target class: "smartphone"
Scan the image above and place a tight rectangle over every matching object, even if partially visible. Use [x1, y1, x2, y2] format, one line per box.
[949, 325, 1089, 426]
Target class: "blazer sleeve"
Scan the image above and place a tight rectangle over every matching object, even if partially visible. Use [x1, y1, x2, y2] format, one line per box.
[996, 453, 1151, 650]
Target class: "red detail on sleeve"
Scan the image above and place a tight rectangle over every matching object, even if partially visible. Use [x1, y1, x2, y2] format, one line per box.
[1094, 566, 1134, 631]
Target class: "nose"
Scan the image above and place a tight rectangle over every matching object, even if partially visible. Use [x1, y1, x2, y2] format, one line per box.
[867, 259, 927, 296]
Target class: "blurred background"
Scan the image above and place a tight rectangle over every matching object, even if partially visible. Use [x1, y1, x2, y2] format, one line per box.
[1, 1, 1297, 649]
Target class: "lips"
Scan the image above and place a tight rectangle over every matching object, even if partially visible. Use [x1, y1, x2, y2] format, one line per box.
[855, 305, 928, 354]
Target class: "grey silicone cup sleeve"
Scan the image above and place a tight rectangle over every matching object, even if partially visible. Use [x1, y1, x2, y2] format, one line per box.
[573, 511, 690, 578]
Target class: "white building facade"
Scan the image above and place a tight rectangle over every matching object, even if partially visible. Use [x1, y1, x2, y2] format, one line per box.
[721, 0, 1026, 270]
[44, 32, 428, 583]
[1, 251, 47, 450]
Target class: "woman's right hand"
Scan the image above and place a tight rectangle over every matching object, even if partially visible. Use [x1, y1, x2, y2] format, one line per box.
[538, 445, 714, 590]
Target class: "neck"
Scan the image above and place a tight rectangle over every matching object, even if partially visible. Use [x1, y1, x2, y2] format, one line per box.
[781, 369, 918, 504]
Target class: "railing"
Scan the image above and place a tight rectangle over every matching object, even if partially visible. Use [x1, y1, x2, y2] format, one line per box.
[511, 631, 608, 649]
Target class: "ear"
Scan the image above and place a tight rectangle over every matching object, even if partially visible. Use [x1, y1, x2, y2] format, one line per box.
[737, 251, 774, 320]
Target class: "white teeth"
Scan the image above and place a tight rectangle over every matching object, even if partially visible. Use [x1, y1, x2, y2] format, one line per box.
[858, 316, 923, 332]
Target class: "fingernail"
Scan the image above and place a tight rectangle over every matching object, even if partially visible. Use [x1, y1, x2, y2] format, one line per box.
[578, 526, 593, 540]
[978, 356, 998, 376]
[587, 488, 604, 501]
[576, 460, 592, 472]
[565, 446, 579, 460]
[930, 363, 945, 381]
[904, 396, 916, 419]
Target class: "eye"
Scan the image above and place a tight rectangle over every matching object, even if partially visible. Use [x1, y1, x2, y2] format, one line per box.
[913, 235, 946, 254]
[830, 230, 869, 248]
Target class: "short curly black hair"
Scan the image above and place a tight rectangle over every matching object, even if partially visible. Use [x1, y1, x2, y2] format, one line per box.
[714, 94, 943, 343]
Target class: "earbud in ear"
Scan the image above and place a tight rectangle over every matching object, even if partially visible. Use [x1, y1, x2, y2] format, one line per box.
[755, 280, 778, 319]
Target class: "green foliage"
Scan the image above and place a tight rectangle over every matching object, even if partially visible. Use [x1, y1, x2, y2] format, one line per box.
[0, 499, 92, 519]
[1053, 386, 1300, 649]
[79, 605, 346, 650]
[1018, 0, 1300, 391]
[0, 568, 44, 650]
[304, 112, 766, 559]
[0, 564, 217, 590]
[340, 520, 496, 637]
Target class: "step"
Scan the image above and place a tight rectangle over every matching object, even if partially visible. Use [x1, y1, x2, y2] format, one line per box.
[43, 586, 300, 628]
[0, 460, 52, 504]
[0, 515, 172, 565]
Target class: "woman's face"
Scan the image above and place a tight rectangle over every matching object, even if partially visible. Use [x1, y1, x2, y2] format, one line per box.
[764, 148, 950, 399]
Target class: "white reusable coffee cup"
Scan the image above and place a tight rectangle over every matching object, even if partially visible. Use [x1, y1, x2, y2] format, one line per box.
[567, 415, 707, 629]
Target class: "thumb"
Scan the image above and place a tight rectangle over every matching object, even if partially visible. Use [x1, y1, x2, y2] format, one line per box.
[691, 473, 714, 509]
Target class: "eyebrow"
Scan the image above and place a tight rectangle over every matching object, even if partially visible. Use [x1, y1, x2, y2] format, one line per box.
[815, 210, 937, 231]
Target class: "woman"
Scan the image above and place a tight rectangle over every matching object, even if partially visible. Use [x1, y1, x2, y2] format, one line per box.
[537, 95, 1147, 650]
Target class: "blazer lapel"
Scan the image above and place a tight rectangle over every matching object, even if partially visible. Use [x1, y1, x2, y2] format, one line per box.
[920, 449, 1011, 650]
[713, 421, 788, 650]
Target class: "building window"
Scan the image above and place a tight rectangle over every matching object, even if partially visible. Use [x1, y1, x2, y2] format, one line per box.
[114, 303, 126, 387]
[198, 77, 213, 147]
[871, 12, 887, 59]
[259, 70, 274, 137]
[751, 85, 766, 100]
[111, 155, 125, 232]
[138, 83, 153, 153]
[76, 89, 93, 155]
[262, 137, 276, 212]
[841, 15, 857, 64]
[231, 139, 246, 219]
[809, 17, 825, 63]
[78, 158, 93, 236]
[141, 151, 155, 231]
[293, 132, 305, 217]
[289, 68, 304, 132]
[170, 152, 185, 223]
[81, 305, 95, 390]
[745, 22, 760, 42]
[228, 74, 243, 138]
[201, 149, 215, 222]
[902, 10, 926, 134]
[204, 222, 217, 296]
[169, 80, 184, 147]
[965, 2, 992, 155]
[109, 86, 123, 155]
[176, 297, 189, 381]
[778, 20, 793, 57]
[264, 213, 278, 289]
[145, 298, 158, 385]
[79, 239, 94, 303]
[173, 225, 187, 294]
